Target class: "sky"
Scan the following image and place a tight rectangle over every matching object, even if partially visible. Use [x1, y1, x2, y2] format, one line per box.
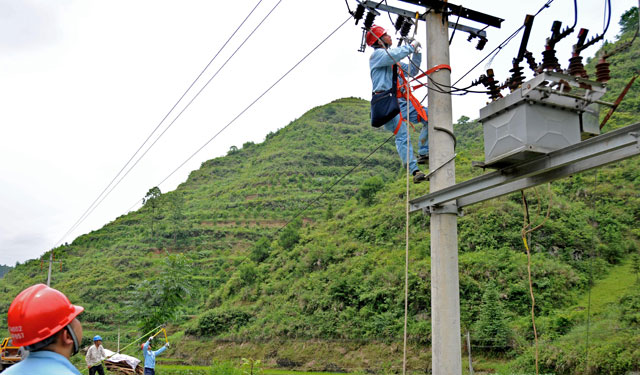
[0, 0, 635, 266]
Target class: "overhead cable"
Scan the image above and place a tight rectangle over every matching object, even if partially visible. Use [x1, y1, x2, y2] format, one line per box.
[451, 0, 556, 88]
[272, 133, 395, 237]
[52, 0, 267, 248]
[124, 16, 353, 213]
[77, 0, 284, 235]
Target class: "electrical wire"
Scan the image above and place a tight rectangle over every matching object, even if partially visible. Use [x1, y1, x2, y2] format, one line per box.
[365, 5, 485, 97]
[449, 0, 556, 89]
[344, 0, 353, 15]
[136, 0, 561, 242]
[449, 12, 461, 45]
[570, 0, 578, 30]
[123, 16, 354, 216]
[585, 170, 598, 373]
[52, 0, 267, 248]
[80, 0, 284, 231]
[602, 0, 612, 37]
[272, 133, 395, 236]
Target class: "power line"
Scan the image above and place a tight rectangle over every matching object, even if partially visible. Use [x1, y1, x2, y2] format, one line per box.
[123, 15, 354, 214]
[52, 0, 270, 247]
[451, 0, 556, 88]
[73, 0, 284, 238]
[273, 133, 395, 237]
[288, 0, 575, 247]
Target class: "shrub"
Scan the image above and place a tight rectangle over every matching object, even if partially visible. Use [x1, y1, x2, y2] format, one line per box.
[187, 308, 253, 336]
[357, 176, 384, 205]
[250, 237, 271, 263]
[472, 283, 511, 353]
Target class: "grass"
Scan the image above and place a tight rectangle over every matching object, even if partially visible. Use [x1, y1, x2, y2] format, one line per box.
[263, 370, 357, 375]
[157, 363, 359, 375]
[569, 258, 636, 320]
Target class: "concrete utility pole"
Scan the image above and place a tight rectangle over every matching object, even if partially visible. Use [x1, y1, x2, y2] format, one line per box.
[426, 7, 461, 375]
[43, 251, 62, 286]
[357, 2, 501, 373]
[47, 252, 53, 286]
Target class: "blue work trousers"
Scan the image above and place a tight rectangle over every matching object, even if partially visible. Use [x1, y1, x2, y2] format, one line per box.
[383, 99, 428, 174]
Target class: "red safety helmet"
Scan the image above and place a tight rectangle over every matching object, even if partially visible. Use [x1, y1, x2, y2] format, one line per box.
[7, 284, 84, 347]
[366, 25, 387, 46]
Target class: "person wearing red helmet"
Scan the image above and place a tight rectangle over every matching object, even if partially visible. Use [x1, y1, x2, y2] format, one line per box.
[367, 25, 430, 183]
[4, 283, 84, 375]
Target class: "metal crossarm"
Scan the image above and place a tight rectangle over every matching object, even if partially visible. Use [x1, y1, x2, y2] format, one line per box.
[410, 122, 640, 213]
[398, 0, 503, 28]
[359, 0, 490, 39]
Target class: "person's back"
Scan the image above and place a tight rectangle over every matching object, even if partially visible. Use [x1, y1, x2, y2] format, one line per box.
[4, 284, 84, 375]
[3, 350, 80, 375]
[141, 337, 169, 375]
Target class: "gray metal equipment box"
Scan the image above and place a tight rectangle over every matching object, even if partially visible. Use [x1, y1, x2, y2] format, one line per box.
[478, 72, 606, 168]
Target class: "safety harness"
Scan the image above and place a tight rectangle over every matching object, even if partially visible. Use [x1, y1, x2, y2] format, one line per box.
[392, 63, 452, 135]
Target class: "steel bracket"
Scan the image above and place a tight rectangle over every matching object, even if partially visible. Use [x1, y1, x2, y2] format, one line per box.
[420, 203, 460, 216]
[631, 132, 640, 148]
[359, 0, 489, 38]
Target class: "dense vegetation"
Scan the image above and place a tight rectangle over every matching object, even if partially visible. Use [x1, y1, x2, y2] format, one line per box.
[0, 265, 11, 279]
[1, 9, 638, 374]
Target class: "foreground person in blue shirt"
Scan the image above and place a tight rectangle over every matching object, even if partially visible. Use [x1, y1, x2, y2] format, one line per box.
[142, 336, 170, 375]
[4, 284, 84, 375]
[367, 24, 430, 183]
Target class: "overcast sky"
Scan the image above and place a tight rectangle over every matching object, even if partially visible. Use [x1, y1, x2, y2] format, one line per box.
[0, 0, 635, 266]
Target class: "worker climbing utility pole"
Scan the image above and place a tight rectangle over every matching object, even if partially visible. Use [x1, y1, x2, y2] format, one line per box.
[426, 6, 461, 375]
[352, 2, 501, 373]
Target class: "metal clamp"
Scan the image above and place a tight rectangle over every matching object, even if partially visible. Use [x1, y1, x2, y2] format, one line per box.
[426, 153, 457, 179]
[630, 132, 640, 148]
[421, 203, 460, 215]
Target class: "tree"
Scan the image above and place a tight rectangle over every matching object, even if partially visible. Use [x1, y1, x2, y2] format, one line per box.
[168, 193, 186, 245]
[632, 252, 640, 283]
[619, 6, 639, 35]
[143, 187, 162, 238]
[279, 218, 302, 250]
[128, 254, 192, 334]
[324, 202, 334, 221]
[472, 283, 511, 353]
[457, 115, 470, 125]
[358, 176, 384, 206]
[250, 236, 271, 263]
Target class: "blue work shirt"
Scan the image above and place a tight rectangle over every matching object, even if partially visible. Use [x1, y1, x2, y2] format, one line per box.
[2, 350, 81, 375]
[369, 44, 421, 92]
[142, 340, 167, 369]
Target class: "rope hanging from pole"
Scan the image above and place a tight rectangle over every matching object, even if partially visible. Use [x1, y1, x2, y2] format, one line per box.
[402, 52, 411, 375]
[402, 13, 421, 372]
[585, 169, 599, 373]
[520, 185, 552, 375]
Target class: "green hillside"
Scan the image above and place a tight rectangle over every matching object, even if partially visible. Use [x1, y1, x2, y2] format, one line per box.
[0, 265, 11, 279]
[1, 9, 638, 375]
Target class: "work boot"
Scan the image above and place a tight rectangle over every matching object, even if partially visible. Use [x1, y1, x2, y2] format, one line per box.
[413, 170, 428, 184]
[417, 154, 429, 164]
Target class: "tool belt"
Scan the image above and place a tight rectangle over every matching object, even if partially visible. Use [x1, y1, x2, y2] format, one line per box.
[370, 64, 399, 128]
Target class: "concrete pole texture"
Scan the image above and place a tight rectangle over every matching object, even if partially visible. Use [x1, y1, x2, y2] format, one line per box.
[426, 7, 462, 375]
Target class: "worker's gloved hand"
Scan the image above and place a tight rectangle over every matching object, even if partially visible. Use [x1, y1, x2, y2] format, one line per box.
[411, 40, 422, 53]
[149, 336, 153, 341]
[165, 342, 170, 348]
